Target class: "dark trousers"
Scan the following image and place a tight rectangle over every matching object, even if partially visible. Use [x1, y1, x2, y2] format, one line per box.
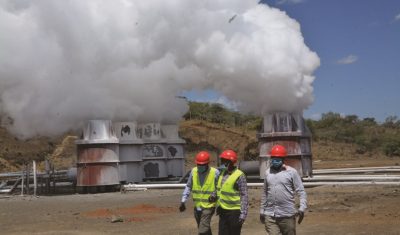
[194, 208, 215, 235]
[218, 208, 242, 235]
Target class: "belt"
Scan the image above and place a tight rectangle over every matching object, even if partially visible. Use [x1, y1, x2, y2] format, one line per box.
[269, 215, 295, 219]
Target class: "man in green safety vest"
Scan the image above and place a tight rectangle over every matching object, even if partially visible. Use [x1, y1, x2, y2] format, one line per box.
[180, 151, 220, 235]
[212, 149, 248, 235]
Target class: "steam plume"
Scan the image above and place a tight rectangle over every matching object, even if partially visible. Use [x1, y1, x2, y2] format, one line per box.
[0, 0, 319, 138]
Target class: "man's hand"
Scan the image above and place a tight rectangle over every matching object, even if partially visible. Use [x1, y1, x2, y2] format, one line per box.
[179, 202, 186, 212]
[259, 214, 266, 224]
[238, 218, 245, 225]
[208, 195, 217, 203]
[297, 210, 304, 224]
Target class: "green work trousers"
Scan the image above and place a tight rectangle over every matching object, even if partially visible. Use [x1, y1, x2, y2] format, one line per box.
[194, 207, 215, 235]
[265, 215, 296, 235]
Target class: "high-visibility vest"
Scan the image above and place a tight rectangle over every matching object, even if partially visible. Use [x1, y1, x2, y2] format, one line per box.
[192, 167, 217, 208]
[217, 169, 244, 210]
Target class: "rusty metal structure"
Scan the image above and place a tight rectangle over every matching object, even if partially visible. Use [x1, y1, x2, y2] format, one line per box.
[76, 120, 120, 187]
[258, 113, 312, 178]
[240, 112, 313, 179]
[76, 120, 186, 187]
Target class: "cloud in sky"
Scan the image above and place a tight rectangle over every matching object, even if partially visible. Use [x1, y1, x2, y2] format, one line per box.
[395, 13, 400, 21]
[337, 55, 358, 65]
[277, 0, 304, 5]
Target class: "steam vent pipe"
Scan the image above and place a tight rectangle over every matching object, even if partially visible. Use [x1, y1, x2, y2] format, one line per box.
[240, 113, 313, 178]
[76, 120, 186, 188]
[259, 113, 312, 178]
[76, 120, 120, 187]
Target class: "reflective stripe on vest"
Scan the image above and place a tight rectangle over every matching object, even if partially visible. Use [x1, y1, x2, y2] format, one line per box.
[217, 169, 243, 210]
[192, 167, 217, 208]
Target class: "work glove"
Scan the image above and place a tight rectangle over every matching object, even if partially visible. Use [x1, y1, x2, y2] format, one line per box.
[208, 195, 217, 203]
[238, 218, 245, 225]
[259, 214, 266, 224]
[297, 210, 304, 224]
[179, 202, 186, 212]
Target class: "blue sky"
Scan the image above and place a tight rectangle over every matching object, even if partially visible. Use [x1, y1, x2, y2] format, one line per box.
[184, 0, 400, 122]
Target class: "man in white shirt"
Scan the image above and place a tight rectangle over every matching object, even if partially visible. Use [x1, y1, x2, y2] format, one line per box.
[259, 145, 307, 235]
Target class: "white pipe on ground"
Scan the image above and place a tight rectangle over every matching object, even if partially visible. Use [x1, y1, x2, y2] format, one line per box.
[0, 189, 12, 193]
[310, 174, 400, 178]
[0, 170, 69, 179]
[313, 169, 400, 174]
[21, 171, 24, 196]
[303, 176, 400, 181]
[303, 181, 400, 186]
[314, 166, 400, 171]
[124, 184, 185, 189]
[121, 181, 400, 191]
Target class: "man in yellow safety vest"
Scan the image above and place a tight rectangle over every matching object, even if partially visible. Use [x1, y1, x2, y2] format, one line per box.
[180, 151, 220, 235]
[212, 149, 248, 235]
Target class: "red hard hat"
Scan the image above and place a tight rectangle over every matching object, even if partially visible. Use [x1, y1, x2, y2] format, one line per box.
[270, 145, 287, 158]
[195, 151, 210, 164]
[220, 150, 237, 163]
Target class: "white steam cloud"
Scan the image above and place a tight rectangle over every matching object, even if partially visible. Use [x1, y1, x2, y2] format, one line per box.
[0, 0, 319, 138]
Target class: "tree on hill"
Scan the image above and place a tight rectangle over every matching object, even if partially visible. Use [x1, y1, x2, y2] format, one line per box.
[183, 101, 261, 129]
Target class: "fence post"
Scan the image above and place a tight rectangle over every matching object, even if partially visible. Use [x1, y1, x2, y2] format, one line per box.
[26, 164, 30, 195]
[21, 166, 24, 196]
[33, 160, 37, 196]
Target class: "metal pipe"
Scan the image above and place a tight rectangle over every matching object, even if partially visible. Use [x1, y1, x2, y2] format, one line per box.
[26, 164, 30, 195]
[123, 183, 185, 189]
[239, 161, 260, 175]
[313, 169, 400, 174]
[21, 170, 24, 196]
[314, 166, 400, 172]
[6, 168, 395, 178]
[245, 174, 400, 181]
[303, 176, 400, 181]
[122, 180, 400, 191]
[9, 178, 22, 194]
[315, 166, 400, 171]
[314, 169, 400, 173]
[303, 181, 400, 186]
[0, 189, 12, 193]
[0, 170, 69, 178]
[311, 174, 400, 178]
[0, 172, 23, 178]
[33, 161, 37, 196]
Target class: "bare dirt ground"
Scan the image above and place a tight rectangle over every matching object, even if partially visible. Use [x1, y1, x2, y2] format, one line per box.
[1, 184, 399, 234]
